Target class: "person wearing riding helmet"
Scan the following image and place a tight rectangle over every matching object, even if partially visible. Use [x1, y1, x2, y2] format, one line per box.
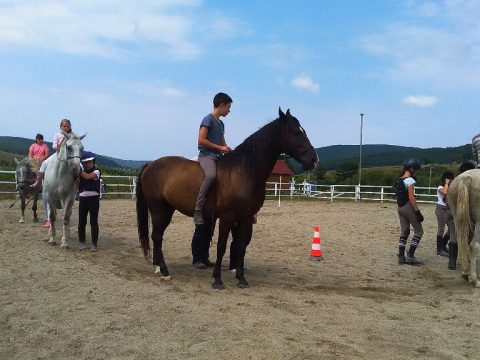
[78, 151, 102, 252]
[395, 158, 424, 265]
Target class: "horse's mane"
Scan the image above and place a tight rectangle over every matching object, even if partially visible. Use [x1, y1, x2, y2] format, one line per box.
[219, 116, 285, 175]
[17, 157, 34, 169]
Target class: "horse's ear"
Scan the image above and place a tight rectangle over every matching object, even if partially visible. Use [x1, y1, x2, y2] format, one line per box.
[14, 158, 19, 164]
[279, 107, 285, 118]
[79, 132, 87, 140]
[286, 109, 291, 117]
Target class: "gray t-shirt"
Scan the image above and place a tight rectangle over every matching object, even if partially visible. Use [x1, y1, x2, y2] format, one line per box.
[198, 113, 225, 156]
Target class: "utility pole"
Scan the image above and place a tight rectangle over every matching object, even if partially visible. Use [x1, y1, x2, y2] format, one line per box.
[358, 113, 364, 187]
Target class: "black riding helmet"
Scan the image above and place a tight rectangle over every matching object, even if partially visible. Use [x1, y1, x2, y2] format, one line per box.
[403, 158, 421, 170]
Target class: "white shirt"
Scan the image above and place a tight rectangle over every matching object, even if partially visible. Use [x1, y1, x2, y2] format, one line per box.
[403, 177, 415, 188]
[436, 185, 447, 206]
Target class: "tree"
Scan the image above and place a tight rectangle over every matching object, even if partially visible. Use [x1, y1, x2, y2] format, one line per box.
[312, 164, 327, 182]
[336, 162, 358, 182]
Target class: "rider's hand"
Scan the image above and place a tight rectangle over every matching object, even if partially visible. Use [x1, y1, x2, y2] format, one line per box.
[221, 145, 231, 153]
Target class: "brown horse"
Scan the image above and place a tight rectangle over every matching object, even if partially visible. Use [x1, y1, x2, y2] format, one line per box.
[136, 108, 318, 289]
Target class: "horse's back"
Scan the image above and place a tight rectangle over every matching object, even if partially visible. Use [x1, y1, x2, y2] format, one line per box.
[141, 156, 204, 214]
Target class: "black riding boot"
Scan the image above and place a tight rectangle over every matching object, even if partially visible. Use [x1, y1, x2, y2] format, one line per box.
[436, 235, 448, 257]
[448, 243, 458, 270]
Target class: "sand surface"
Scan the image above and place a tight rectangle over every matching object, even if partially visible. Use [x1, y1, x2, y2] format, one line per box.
[1, 199, 479, 359]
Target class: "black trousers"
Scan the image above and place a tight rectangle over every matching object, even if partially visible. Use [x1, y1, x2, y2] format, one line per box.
[78, 196, 100, 245]
[191, 218, 253, 267]
[191, 218, 215, 263]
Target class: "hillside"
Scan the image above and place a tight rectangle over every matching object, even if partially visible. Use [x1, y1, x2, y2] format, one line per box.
[0, 136, 472, 172]
[285, 143, 472, 173]
[0, 136, 147, 169]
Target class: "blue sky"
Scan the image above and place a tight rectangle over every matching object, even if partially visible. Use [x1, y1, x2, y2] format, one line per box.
[0, 0, 478, 160]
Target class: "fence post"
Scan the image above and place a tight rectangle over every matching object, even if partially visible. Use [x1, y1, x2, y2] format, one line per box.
[330, 185, 334, 203]
[355, 185, 360, 202]
[380, 186, 384, 203]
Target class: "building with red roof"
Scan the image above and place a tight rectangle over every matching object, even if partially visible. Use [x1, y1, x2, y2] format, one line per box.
[268, 160, 293, 187]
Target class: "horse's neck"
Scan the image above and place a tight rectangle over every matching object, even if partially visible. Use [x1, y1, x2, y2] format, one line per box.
[50, 156, 70, 176]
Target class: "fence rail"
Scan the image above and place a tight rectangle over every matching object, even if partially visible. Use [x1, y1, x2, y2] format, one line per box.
[266, 180, 438, 204]
[0, 170, 136, 198]
[0, 171, 438, 204]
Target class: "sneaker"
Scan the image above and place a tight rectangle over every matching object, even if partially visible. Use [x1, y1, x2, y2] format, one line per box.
[79, 242, 86, 250]
[406, 254, 423, 265]
[193, 261, 206, 269]
[398, 254, 407, 265]
[193, 210, 204, 225]
[90, 244, 97, 252]
[41, 220, 51, 229]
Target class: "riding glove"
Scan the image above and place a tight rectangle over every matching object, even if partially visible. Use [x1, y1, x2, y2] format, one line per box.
[415, 210, 424, 222]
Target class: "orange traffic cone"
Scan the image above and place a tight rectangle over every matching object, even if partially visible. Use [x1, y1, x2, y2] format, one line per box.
[309, 226, 324, 261]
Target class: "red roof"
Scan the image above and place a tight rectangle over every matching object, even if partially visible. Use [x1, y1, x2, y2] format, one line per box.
[271, 160, 293, 175]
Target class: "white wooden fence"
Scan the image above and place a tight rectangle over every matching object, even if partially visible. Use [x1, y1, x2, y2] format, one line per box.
[0, 170, 137, 198]
[1, 170, 438, 204]
[266, 179, 438, 204]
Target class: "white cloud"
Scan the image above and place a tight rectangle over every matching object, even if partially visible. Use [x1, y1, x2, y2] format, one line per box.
[0, 0, 205, 59]
[402, 95, 438, 107]
[292, 75, 319, 93]
[358, 0, 480, 89]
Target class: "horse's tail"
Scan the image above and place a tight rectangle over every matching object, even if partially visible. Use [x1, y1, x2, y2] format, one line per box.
[454, 176, 473, 267]
[136, 164, 150, 258]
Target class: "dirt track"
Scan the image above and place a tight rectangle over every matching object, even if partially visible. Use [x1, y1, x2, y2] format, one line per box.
[1, 199, 479, 359]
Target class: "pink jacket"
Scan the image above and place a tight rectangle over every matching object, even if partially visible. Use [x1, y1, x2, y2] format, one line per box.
[52, 132, 65, 150]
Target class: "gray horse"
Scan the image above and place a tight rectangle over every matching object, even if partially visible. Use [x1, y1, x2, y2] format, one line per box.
[14, 158, 41, 224]
[43, 132, 85, 248]
[448, 168, 480, 287]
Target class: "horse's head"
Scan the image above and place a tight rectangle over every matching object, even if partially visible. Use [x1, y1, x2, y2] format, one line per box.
[15, 157, 35, 190]
[278, 108, 318, 171]
[59, 132, 85, 179]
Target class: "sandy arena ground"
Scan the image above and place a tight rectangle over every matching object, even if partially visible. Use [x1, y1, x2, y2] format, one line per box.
[1, 198, 479, 359]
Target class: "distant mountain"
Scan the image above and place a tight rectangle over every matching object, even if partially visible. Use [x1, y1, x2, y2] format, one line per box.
[0, 136, 472, 172]
[0, 136, 148, 169]
[287, 143, 472, 173]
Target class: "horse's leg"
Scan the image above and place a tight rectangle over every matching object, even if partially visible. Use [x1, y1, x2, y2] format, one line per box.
[151, 205, 174, 281]
[48, 208, 57, 244]
[32, 192, 39, 222]
[60, 197, 75, 248]
[19, 194, 25, 224]
[468, 223, 480, 287]
[233, 220, 253, 288]
[212, 219, 233, 290]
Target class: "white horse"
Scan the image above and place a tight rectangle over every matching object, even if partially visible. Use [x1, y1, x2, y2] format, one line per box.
[448, 169, 480, 287]
[43, 132, 85, 248]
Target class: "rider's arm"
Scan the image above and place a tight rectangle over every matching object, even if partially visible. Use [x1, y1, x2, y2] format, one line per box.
[198, 126, 229, 152]
[80, 170, 99, 180]
[407, 185, 419, 211]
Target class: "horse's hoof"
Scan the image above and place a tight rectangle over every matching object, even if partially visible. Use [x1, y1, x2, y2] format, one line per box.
[60, 243, 69, 249]
[237, 280, 249, 289]
[212, 281, 225, 290]
[19, 219, 25, 224]
[48, 240, 56, 245]
[154, 266, 161, 274]
[462, 273, 469, 281]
